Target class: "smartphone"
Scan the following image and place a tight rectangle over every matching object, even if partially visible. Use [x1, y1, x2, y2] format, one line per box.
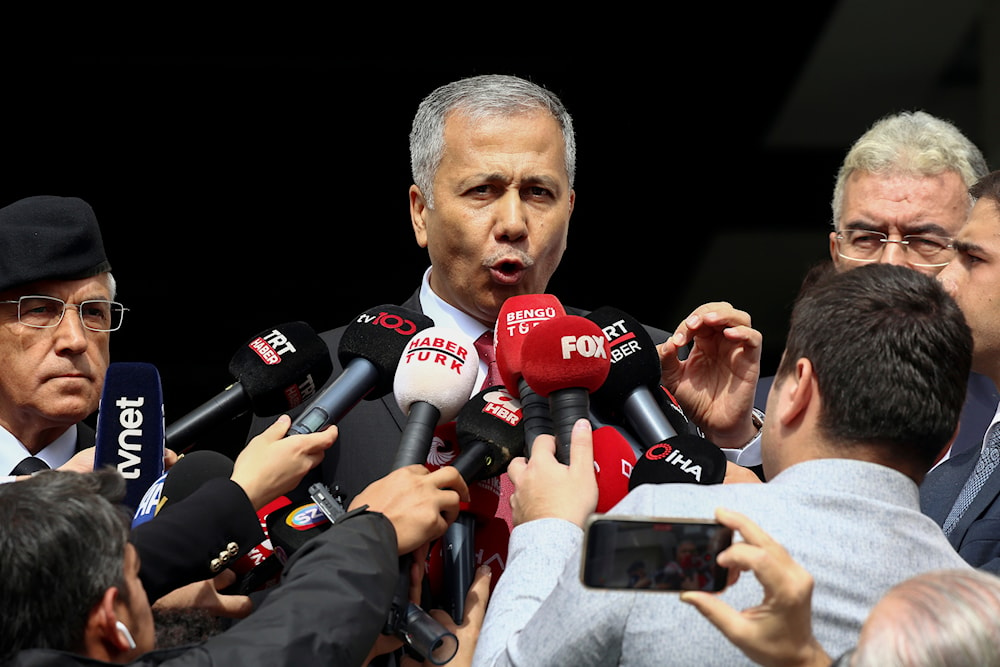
[581, 515, 733, 592]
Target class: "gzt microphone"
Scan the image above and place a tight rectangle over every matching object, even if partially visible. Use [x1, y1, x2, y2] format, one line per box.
[94, 362, 166, 512]
[520, 315, 610, 464]
[166, 321, 334, 452]
[495, 294, 566, 457]
[593, 426, 638, 513]
[587, 306, 681, 448]
[391, 327, 479, 469]
[288, 305, 433, 436]
[627, 433, 728, 490]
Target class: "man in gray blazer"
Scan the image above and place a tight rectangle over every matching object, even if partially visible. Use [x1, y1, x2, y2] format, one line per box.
[475, 263, 973, 666]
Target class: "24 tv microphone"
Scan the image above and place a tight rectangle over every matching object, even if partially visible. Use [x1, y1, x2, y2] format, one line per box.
[627, 433, 728, 490]
[166, 321, 334, 452]
[94, 362, 166, 512]
[520, 315, 610, 464]
[288, 305, 433, 436]
[495, 294, 565, 457]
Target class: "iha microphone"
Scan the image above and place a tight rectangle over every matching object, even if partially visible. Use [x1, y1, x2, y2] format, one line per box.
[94, 362, 166, 512]
[627, 433, 728, 490]
[166, 321, 334, 452]
[392, 327, 479, 470]
[586, 306, 682, 448]
[520, 315, 610, 464]
[495, 294, 566, 456]
[288, 305, 434, 436]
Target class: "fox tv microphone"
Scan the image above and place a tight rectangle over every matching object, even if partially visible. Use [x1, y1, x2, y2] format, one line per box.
[288, 305, 434, 436]
[627, 433, 728, 490]
[94, 362, 166, 512]
[495, 294, 565, 456]
[520, 315, 610, 464]
[166, 321, 334, 452]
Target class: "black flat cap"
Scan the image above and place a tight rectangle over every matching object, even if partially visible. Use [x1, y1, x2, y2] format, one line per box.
[0, 195, 112, 294]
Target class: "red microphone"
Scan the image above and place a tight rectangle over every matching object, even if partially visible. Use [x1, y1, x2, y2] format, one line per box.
[520, 315, 611, 463]
[592, 426, 638, 512]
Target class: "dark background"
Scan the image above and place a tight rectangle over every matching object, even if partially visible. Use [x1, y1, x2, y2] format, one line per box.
[3, 3, 995, 454]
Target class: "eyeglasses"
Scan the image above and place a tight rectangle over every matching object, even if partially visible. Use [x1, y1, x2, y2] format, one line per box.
[0, 295, 128, 332]
[835, 229, 956, 268]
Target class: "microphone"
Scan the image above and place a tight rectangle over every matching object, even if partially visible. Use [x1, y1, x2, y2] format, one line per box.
[166, 321, 334, 452]
[154, 449, 236, 514]
[520, 315, 610, 464]
[288, 305, 434, 436]
[586, 306, 690, 448]
[495, 294, 566, 456]
[391, 326, 479, 469]
[94, 362, 166, 512]
[592, 426, 639, 513]
[627, 433, 728, 490]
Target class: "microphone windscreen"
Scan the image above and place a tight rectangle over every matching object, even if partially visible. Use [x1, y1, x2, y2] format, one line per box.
[265, 499, 331, 560]
[627, 434, 727, 490]
[156, 449, 235, 514]
[593, 426, 638, 513]
[394, 327, 479, 421]
[227, 321, 334, 416]
[519, 315, 610, 397]
[338, 304, 434, 399]
[455, 386, 525, 482]
[94, 362, 166, 511]
[586, 306, 662, 419]
[495, 294, 566, 395]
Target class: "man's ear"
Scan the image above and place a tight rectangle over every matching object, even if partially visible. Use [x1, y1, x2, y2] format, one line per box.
[409, 185, 429, 249]
[89, 587, 135, 655]
[775, 357, 815, 426]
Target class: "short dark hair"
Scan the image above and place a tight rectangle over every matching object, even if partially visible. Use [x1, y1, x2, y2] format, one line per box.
[775, 263, 971, 471]
[970, 169, 1000, 214]
[0, 469, 130, 659]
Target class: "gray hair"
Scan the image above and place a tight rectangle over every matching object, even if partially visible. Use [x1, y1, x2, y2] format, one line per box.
[409, 74, 576, 209]
[830, 110, 988, 229]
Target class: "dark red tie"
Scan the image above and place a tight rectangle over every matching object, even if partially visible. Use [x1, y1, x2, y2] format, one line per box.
[474, 329, 515, 530]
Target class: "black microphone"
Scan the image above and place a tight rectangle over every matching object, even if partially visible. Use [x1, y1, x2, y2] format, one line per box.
[155, 449, 236, 513]
[94, 362, 166, 512]
[587, 306, 689, 448]
[627, 433, 728, 490]
[166, 321, 334, 452]
[288, 305, 434, 436]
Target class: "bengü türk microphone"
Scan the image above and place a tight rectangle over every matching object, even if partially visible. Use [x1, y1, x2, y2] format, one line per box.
[391, 326, 479, 469]
[520, 315, 610, 464]
[495, 294, 566, 457]
[627, 433, 728, 490]
[586, 305, 683, 448]
[94, 362, 166, 512]
[288, 305, 434, 436]
[166, 321, 334, 452]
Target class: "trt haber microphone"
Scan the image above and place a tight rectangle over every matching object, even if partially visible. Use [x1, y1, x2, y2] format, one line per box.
[520, 315, 610, 464]
[495, 294, 566, 456]
[391, 326, 479, 469]
[627, 433, 728, 490]
[288, 305, 434, 436]
[166, 321, 334, 452]
[94, 362, 166, 512]
[586, 306, 685, 448]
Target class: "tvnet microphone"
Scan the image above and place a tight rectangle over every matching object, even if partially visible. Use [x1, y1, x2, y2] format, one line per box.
[495, 294, 565, 457]
[94, 362, 166, 512]
[627, 433, 728, 490]
[520, 315, 610, 464]
[166, 321, 334, 452]
[288, 305, 433, 436]
[391, 327, 479, 469]
[586, 306, 684, 448]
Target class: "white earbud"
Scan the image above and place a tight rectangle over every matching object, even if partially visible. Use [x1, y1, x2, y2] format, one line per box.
[115, 620, 136, 650]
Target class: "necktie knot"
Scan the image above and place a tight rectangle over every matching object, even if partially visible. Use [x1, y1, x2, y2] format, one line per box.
[10, 456, 50, 476]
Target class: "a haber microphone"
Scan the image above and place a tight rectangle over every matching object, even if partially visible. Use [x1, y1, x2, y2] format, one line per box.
[166, 321, 333, 452]
[627, 433, 728, 490]
[288, 305, 434, 436]
[520, 315, 610, 464]
[587, 306, 686, 448]
[94, 362, 166, 512]
[495, 294, 565, 457]
[391, 326, 479, 469]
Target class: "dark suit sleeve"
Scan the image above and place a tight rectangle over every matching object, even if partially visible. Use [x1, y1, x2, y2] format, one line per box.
[131, 477, 265, 603]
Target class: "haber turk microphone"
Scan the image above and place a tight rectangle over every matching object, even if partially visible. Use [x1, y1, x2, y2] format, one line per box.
[288, 305, 434, 436]
[495, 294, 566, 456]
[627, 433, 728, 489]
[520, 315, 610, 464]
[94, 362, 166, 512]
[166, 321, 333, 452]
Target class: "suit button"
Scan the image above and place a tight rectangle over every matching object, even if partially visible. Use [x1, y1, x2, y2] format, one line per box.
[227, 541, 239, 556]
[210, 558, 222, 573]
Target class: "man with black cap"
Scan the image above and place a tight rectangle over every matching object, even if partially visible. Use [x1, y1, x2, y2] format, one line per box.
[0, 194, 127, 478]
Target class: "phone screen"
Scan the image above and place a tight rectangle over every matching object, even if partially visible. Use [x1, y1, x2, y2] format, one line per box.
[581, 516, 733, 592]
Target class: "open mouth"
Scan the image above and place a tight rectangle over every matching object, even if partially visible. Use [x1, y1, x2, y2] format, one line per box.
[490, 259, 527, 285]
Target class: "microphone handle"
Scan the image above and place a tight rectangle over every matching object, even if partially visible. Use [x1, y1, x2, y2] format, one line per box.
[518, 377, 553, 459]
[287, 358, 380, 436]
[623, 385, 677, 449]
[549, 387, 591, 464]
[165, 383, 249, 452]
[392, 402, 441, 469]
[443, 511, 476, 623]
[452, 439, 491, 483]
